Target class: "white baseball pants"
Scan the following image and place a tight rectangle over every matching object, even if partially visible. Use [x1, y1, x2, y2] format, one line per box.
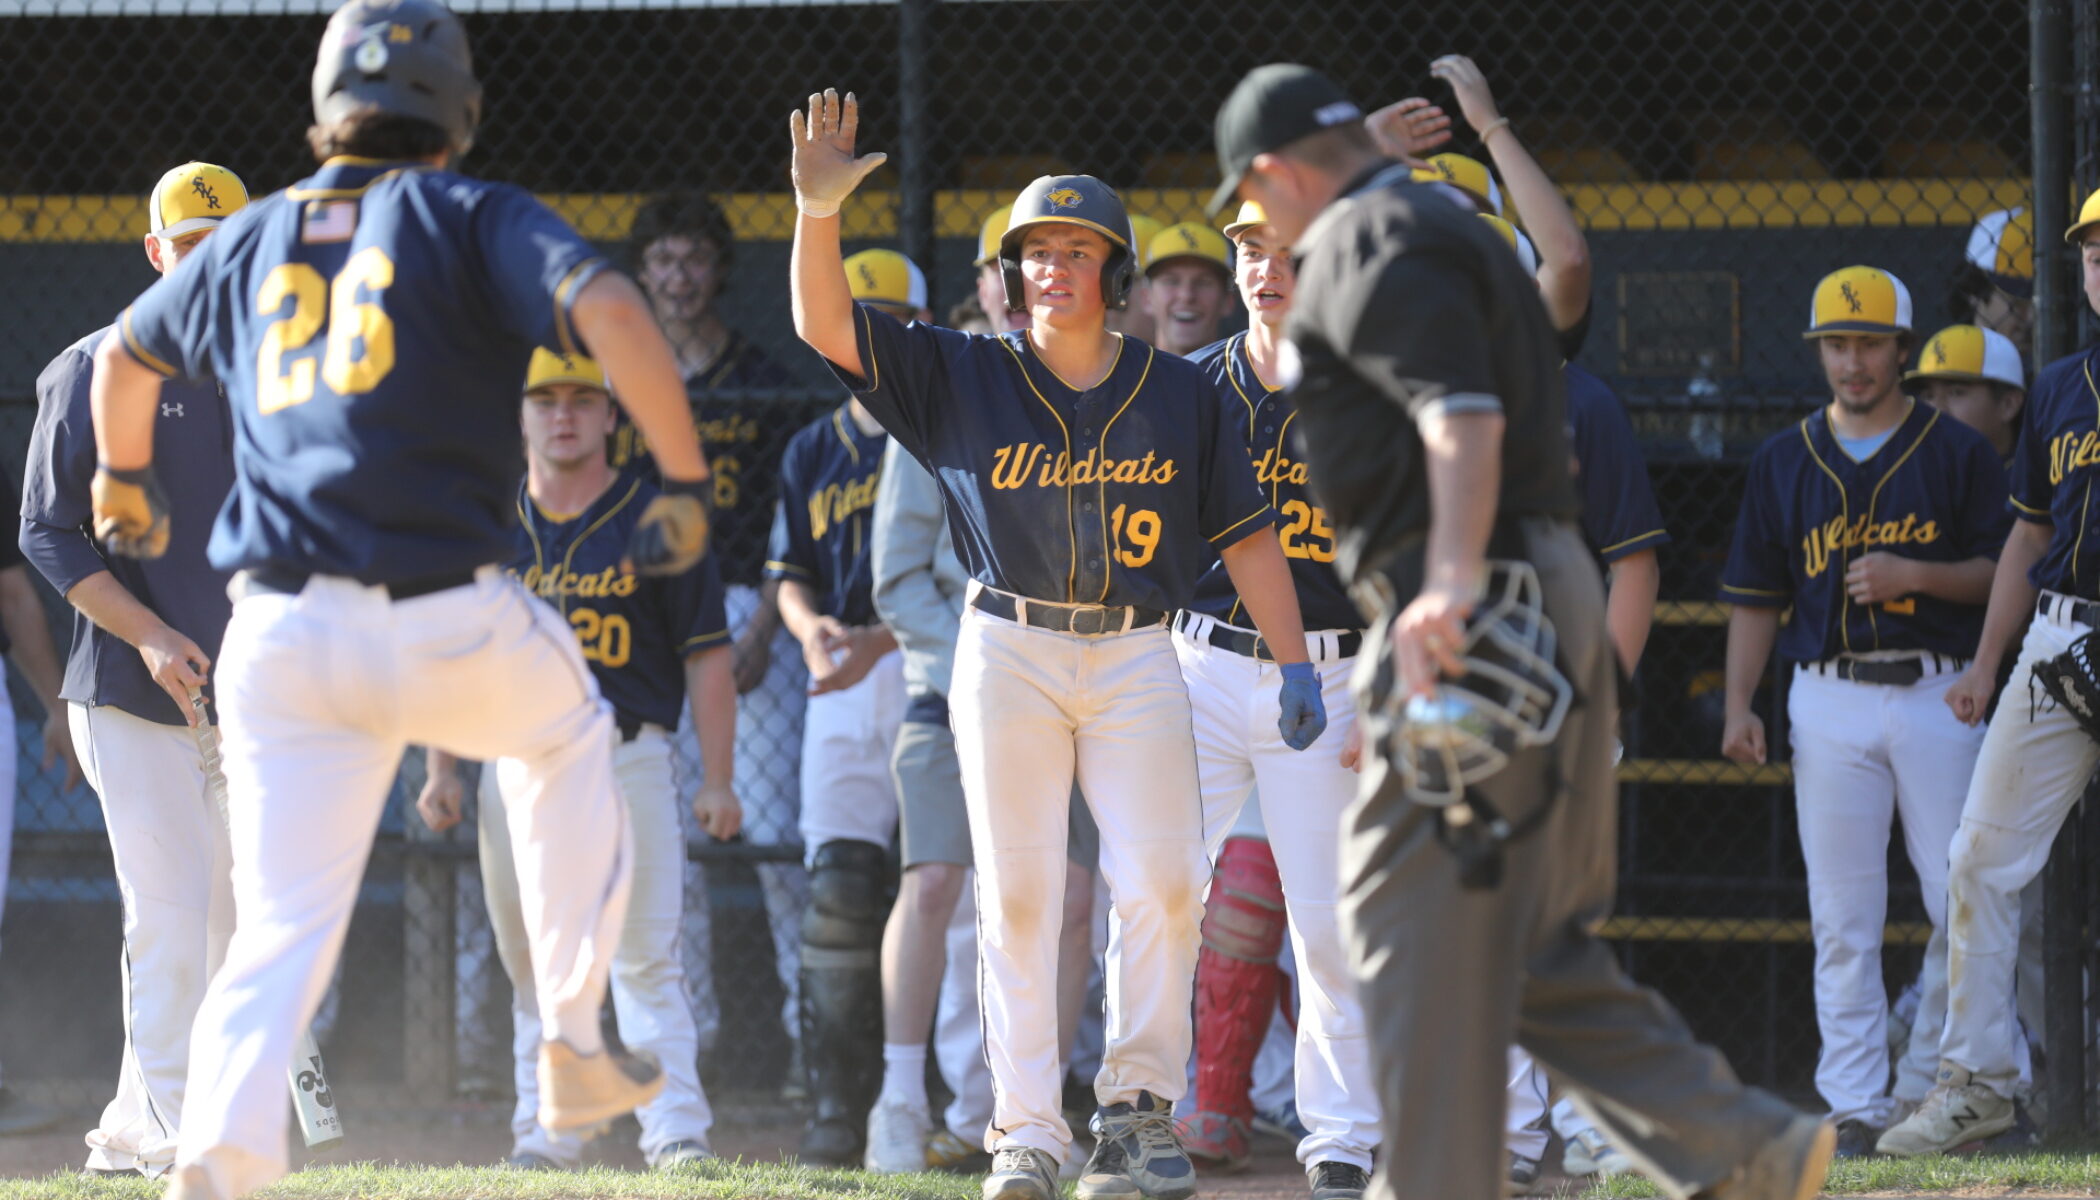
[1787, 661, 1977, 1125]
[953, 591, 1209, 1160]
[936, 877, 996, 1140]
[1174, 616, 1377, 1170]
[480, 727, 711, 1166]
[1941, 597, 2098, 1096]
[799, 648, 906, 854]
[70, 702, 235, 1176]
[178, 571, 631, 1198]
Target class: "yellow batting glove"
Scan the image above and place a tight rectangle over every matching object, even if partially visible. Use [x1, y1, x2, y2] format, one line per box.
[91, 465, 172, 559]
[623, 478, 710, 577]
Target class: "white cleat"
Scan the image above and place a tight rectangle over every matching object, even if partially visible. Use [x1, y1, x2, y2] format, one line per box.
[865, 1096, 934, 1173]
[1876, 1067, 2015, 1156]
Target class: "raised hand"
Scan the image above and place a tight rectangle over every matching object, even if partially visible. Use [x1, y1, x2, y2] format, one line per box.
[1364, 97, 1453, 165]
[790, 88, 889, 218]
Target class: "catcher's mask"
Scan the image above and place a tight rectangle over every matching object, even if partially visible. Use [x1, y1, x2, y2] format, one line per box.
[1377, 561, 1574, 888]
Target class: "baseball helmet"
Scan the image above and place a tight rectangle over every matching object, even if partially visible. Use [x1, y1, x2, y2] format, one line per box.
[1803, 266, 1912, 338]
[1906, 324, 2024, 389]
[997, 175, 1137, 313]
[1379, 562, 1572, 809]
[313, 0, 482, 154]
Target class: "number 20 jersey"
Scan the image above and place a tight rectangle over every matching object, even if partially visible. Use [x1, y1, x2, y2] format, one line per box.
[1183, 333, 1362, 632]
[117, 157, 609, 585]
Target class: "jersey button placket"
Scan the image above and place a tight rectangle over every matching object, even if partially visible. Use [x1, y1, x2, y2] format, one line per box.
[1072, 395, 1108, 601]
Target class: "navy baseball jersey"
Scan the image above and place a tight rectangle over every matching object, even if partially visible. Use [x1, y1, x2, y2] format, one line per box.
[21, 328, 236, 725]
[1563, 364, 1669, 563]
[612, 386, 803, 590]
[2011, 344, 2100, 596]
[1721, 401, 2010, 662]
[0, 473, 22, 655]
[508, 475, 728, 731]
[116, 157, 610, 585]
[1183, 333, 1361, 631]
[829, 304, 1274, 611]
[765, 405, 886, 627]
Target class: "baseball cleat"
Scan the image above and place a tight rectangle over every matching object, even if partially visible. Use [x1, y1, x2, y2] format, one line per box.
[1707, 1113, 1834, 1200]
[1179, 1109, 1252, 1171]
[651, 1139, 714, 1170]
[865, 1096, 934, 1173]
[1504, 1150, 1542, 1195]
[1875, 1067, 2014, 1156]
[1833, 1118, 1879, 1159]
[983, 1147, 1059, 1200]
[535, 1039, 664, 1134]
[928, 1126, 990, 1173]
[1307, 1161, 1369, 1200]
[1561, 1127, 1633, 1178]
[1080, 1092, 1196, 1200]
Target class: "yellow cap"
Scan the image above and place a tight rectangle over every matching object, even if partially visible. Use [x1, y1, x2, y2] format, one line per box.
[1412, 153, 1501, 215]
[1905, 324, 2025, 389]
[148, 162, 249, 239]
[1478, 214, 1538, 275]
[1222, 200, 1268, 241]
[1128, 214, 1164, 267]
[1803, 266, 1913, 338]
[1966, 208, 2033, 296]
[2066, 189, 2100, 246]
[845, 248, 928, 311]
[975, 204, 1013, 267]
[1145, 222, 1232, 277]
[525, 348, 608, 392]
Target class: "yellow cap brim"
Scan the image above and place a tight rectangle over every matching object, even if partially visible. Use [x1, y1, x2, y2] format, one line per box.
[2066, 217, 2100, 246]
[1222, 219, 1265, 240]
[1803, 323, 1906, 339]
[153, 217, 224, 240]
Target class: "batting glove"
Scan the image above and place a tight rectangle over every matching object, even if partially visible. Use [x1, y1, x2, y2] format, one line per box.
[1277, 661, 1327, 751]
[624, 478, 710, 577]
[92, 464, 171, 559]
[790, 88, 888, 218]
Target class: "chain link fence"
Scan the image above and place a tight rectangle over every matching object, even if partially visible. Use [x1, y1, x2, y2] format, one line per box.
[0, 0, 2090, 1143]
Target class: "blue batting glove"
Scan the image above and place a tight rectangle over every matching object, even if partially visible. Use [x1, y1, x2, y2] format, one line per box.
[1277, 661, 1327, 751]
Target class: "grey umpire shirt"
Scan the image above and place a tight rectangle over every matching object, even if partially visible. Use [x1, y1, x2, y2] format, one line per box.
[1284, 162, 1578, 605]
[21, 327, 235, 727]
[871, 439, 969, 707]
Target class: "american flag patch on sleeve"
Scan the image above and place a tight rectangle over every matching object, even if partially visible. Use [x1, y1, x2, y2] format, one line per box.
[302, 200, 359, 244]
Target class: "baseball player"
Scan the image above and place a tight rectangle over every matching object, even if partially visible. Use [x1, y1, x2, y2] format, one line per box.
[615, 193, 810, 1072]
[789, 89, 1324, 1200]
[17, 162, 245, 1178]
[1110, 213, 1166, 347]
[1908, 325, 2026, 464]
[770, 249, 912, 1166]
[1175, 199, 1377, 1200]
[974, 205, 1026, 335]
[1144, 223, 1235, 357]
[1212, 62, 1833, 1200]
[0, 471, 81, 1142]
[417, 349, 735, 1171]
[1952, 208, 2034, 352]
[1877, 190, 2100, 1157]
[1721, 268, 2007, 1156]
[86, 4, 707, 1193]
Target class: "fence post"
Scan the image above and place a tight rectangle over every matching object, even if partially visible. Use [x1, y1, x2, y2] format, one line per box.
[897, 0, 936, 303]
[402, 770, 457, 1102]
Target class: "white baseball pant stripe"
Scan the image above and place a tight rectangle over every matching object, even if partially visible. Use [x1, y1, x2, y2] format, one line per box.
[798, 648, 906, 854]
[481, 727, 711, 1165]
[72, 702, 234, 1176]
[1175, 616, 1377, 1170]
[1941, 597, 2099, 1096]
[178, 571, 631, 1198]
[1787, 661, 1976, 1125]
[954, 591, 1208, 1160]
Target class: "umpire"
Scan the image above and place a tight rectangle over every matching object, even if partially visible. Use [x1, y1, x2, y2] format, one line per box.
[1207, 64, 1829, 1200]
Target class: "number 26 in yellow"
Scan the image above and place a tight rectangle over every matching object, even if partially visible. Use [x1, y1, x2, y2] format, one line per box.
[256, 247, 397, 415]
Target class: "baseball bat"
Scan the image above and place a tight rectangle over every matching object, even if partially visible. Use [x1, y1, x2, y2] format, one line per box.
[190, 690, 347, 1151]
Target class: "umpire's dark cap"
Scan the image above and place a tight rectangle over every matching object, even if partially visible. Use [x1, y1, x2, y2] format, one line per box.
[1208, 64, 1363, 217]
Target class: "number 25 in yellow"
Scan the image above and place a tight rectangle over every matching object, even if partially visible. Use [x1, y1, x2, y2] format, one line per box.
[256, 248, 397, 415]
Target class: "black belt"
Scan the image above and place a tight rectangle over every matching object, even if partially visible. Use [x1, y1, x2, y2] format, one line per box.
[968, 589, 1166, 636]
[1173, 611, 1362, 662]
[2040, 592, 2100, 628]
[243, 565, 479, 602]
[1807, 656, 1946, 686]
[616, 716, 644, 744]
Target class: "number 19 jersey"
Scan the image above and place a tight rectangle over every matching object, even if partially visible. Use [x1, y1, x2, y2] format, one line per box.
[117, 157, 610, 586]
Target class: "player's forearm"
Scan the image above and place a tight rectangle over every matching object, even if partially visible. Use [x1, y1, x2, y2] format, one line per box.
[1971, 522, 2049, 672]
[1907, 556, 1998, 606]
[89, 336, 162, 471]
[685, 646, 736, 789]
[791, 212, 863, 376]
[1603, 549, 1660, 674]
[1219, 534, 1309, 665]
[64, 570, 174, 650]
[774, 577, 825, 645]
[425, 745, 461, 783]
[570, 273, 707, 484]
[1418, 408, 1504, 597]
[0, 567, 64, 712]
[1485, 128, 1591, 330]
[1723, 605, 1781, 719]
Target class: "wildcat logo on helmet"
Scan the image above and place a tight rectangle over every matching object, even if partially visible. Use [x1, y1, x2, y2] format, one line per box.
[1046, 188, 1084, 209]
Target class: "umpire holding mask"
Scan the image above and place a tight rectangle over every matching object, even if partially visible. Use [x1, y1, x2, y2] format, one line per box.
[1207, 63, 1830, 1200]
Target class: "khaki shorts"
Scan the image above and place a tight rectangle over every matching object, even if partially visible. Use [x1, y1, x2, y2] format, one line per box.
[894, 714, 1100, 873]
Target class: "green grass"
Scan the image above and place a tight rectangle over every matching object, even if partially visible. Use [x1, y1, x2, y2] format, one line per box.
[0, 1160, 987, 1200]
[1581, 1149, 2100, 1196]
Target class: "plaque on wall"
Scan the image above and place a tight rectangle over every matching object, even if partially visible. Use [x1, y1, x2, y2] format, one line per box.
[1616, 272, 1740, 375]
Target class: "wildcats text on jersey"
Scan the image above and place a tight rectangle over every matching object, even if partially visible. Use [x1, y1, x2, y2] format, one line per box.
[1802, 513, 1942, 578]
[989, 443, 1180, 490]
[2048, 429, 2100, 486]
[808, 471, 881, 542]
[518, 561, 642, 601]
[1254, 445, 1309, 487]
